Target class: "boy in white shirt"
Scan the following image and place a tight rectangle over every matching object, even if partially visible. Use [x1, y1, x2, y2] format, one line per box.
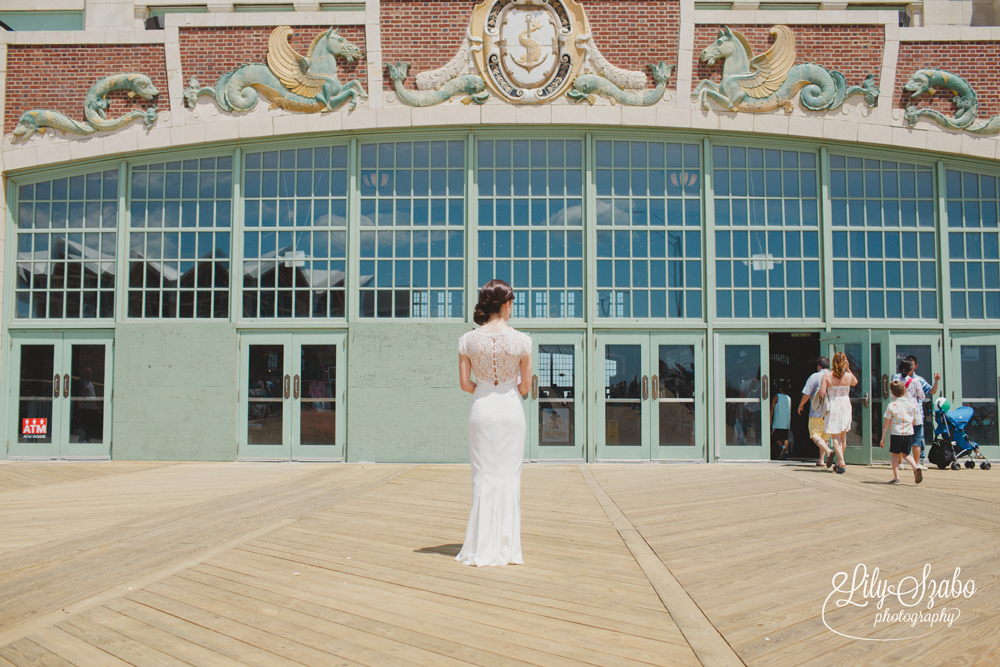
[879, 379, 923, 485]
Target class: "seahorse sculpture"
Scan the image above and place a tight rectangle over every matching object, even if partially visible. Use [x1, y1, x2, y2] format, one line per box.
[903, 68, 1000, 134]
[569, 62, 675, 106]
[12, 73, 159, 141]
[387, 62, 489, 107]
[184, 26, 367, 113]
[692, 25, 879, 113]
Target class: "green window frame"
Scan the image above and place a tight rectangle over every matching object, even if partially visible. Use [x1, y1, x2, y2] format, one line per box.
[128, 157, 233, 319]
[829, 155, 937, 320]
[477, 139, 584, 319]
[243, 146, 348, 319]
[15, 170, 119, 320]
[945, 169, 1000, 320]
[359, 140, 465, 319]
[713, 145, 821, 319]
[595, 139, 702, 319]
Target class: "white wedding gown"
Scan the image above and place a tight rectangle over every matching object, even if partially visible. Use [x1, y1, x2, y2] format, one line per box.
[456, 328, 531, 567]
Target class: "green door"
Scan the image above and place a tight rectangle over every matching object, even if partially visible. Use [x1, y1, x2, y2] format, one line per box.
[715, 333, 769, 461]
[596, 333, 651, 460]
[8, 331, 114, 459]
[239, 332, 346, 460]
[525, 333, 585, 461]
[596, 332, 707, 461]
[949, 334, 999, 457]
[827, 330, 873, 465]
[651, 333, 706, 460]
[890, 332, 943, 461]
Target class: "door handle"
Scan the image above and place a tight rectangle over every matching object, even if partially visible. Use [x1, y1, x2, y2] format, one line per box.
[293, 374, 300, 399]
[882, 374, 889, 397]
[863, 392, 869, 408]
[63, 374, 70, 397]
[652, 374, 659, 399]
[283, 374, 290, 399]
[54, 374, 60, 398]
[642, 375, 648, 400]
[531, 375, 538, 400]
[762, 374, 768, 400]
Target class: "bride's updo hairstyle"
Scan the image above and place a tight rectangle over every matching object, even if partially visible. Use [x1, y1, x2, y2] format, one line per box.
[473, 279, 514, 325]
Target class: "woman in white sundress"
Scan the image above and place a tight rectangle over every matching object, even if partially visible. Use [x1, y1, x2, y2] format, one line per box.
[456, 279, 532, 567]
[818, 351, 857, 475]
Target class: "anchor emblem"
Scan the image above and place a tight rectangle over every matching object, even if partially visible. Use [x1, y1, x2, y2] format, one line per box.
[513, 16, 547, 72]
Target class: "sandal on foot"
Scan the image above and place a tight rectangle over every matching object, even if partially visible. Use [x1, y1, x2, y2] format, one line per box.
[914, 468, 923, 484]
[825, 453, 836, 468]
[836, 465, 846, 474]
[888, 479, 901, 485]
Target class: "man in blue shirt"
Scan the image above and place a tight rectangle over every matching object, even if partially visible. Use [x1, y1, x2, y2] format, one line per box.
[893, 355, 940, 469]
[798, 356, 835, 467]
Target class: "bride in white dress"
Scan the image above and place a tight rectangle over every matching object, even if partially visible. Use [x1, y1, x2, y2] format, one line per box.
[456, 279, 532, 567]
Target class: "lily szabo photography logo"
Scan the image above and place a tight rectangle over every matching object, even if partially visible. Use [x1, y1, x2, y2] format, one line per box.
[822, 564, 976, 641]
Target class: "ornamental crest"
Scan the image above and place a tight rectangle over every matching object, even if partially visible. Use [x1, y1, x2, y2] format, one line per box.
[389, 0, 672, 107]
[471, 0, 587, 104]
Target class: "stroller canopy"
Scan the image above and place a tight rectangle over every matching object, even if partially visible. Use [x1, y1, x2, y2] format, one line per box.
[946, 406, 975, 427]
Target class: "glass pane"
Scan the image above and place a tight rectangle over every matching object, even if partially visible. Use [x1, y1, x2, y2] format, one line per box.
[300, 344, 337, 446]
[68, 344, 105, 444]
[18, 345, 54, 444]
[247, 344, 284, 445]
[658, 345, 694, 399]
[605, 344, 642, 446]
[659, 402, 695, 447]
[725, 345, 760, 398]
[961, 345, 998, 447]
[726, 401, 760, 447]
[539, 401, 574, 446]
[538, 344, 574, 398]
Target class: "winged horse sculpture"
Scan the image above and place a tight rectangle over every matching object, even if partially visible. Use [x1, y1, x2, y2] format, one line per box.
[692, 25, 878, 113]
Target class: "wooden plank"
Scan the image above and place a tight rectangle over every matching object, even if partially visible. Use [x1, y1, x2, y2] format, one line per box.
[23, 627, 134, 667]
[60, 615, 195, 667]
[0, 638, 76, 667]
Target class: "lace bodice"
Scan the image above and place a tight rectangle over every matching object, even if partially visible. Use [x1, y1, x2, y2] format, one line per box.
[459, 329, 532, 387]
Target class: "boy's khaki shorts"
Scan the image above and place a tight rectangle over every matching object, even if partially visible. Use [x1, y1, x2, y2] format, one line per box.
[808, 417, 831, 441]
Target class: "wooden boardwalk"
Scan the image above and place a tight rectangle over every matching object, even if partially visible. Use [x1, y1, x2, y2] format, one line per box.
[0, 461, 996, 666]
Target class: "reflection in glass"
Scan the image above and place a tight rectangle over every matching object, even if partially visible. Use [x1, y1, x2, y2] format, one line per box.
[961, 345, 998, 447]
[659, 345, 695, 447]
[248, 344, 284, 445]
[300, 344, 337, 446]
[605, 344, 641, 446]
[18, 345, 55, 444]
[538, 344, 575, 446]
[842, 343, 863, 448]
[69, 345, 105, 444]
[871, 343, 883, 448]
[725, 345, 760, 446]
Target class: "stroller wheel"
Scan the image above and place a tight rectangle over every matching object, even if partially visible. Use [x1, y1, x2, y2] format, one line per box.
[982, 462, 992, 470]
[951, 462, 962, 470]
[965, 460, 976, 469]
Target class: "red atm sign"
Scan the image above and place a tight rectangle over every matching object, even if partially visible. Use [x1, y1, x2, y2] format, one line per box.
[22, 418, 47, 436]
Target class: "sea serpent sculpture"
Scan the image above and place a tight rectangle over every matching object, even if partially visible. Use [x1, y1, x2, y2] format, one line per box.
[184, 26, 367, 113]
[387, 62, 489, 106]
[13, 73, 159, 141]
[692, 25, 879, 113]
[569, 62, 675, 105]
[903, 68, 1000, 134]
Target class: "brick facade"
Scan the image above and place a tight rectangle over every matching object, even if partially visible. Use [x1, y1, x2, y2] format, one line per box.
[895, 41, 1000, 118]
[380, 0, 679, 91]
[178, 26, 367, 95]
[581, 0, 680, 89]
[5, 45, 168, 135]
[692, 25, 885, 93]
[380, 0, 473, 90]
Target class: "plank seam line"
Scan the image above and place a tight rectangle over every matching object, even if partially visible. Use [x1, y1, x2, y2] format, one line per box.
[579, 466, 747, 667]
[0, 464, 417, 649]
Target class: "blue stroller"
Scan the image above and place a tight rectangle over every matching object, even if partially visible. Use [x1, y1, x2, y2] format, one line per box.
[929, 400, 993, 470]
